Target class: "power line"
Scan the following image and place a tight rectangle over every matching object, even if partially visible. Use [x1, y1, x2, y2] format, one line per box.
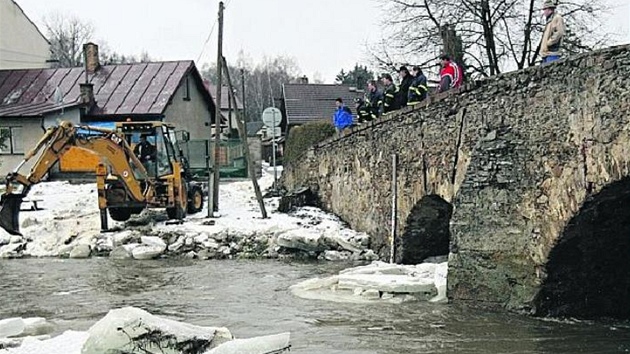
[196, 0, 232, 64]
[0, 58, 48, 64]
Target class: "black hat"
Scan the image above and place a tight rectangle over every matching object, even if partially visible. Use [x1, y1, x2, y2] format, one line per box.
[398, 65, 409, 73]
[439, 53, 451, 60]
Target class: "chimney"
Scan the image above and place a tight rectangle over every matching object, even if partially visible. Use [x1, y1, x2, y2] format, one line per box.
[299, 75, 309, 84]
[80, 83, 94, 105]
[83, 42, 100, 73]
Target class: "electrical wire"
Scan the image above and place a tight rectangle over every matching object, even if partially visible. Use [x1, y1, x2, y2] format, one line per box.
[196, 0, 233, 64]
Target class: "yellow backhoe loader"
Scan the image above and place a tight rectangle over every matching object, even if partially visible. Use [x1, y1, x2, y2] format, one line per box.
[0, 120, 205, 236]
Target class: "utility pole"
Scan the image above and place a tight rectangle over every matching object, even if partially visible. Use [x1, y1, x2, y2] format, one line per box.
[223, 56, 267, 218]
[240, 68, 246, 122]
[209, 1, 224, 217]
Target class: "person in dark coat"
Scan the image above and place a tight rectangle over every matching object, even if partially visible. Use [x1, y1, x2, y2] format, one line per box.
[134, 135, 156, 162]
[380, 74, 399, 114]
[397, 66, 412, 107]
[134, 134, 157, 176]
[364, 80, 383, 118]
[408, 66, 428, 105]
[355, 98, 372, 124]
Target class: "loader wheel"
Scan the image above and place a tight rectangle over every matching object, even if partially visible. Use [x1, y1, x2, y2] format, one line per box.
[109, 208, 131, 222]
[187, 186, 204, 214]
[166, 205, 186, 220]
[167, 180, 188, 220]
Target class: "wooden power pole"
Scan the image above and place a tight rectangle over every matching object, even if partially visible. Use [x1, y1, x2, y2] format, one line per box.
[209, 1, 224, 217]
[222, 56, 267, 219]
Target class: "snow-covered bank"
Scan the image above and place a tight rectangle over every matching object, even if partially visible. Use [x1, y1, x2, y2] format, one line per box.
[0, 169, 377, 261]
[0, 307, 290, 354]
[290, 259, 449, 304]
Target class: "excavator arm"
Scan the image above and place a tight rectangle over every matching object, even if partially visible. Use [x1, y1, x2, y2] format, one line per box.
[0, 121, 151, 235]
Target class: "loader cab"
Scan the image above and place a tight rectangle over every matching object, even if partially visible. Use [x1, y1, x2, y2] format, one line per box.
[117, 122, 181, 178]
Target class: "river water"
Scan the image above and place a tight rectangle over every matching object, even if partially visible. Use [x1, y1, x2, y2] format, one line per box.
[1, 258, 629, 353]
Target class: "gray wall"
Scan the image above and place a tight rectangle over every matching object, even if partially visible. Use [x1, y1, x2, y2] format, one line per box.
[164, 73, 213, 141]
[280, 44, 630, 315]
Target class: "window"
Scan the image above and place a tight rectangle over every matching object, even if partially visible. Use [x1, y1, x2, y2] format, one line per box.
[0, 127, 23, 155]
[183, 76, 190, 101]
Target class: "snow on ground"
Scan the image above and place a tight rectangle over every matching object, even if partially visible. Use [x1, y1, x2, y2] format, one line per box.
[0, 167, 377, 261]
[290, 259, 449, 304]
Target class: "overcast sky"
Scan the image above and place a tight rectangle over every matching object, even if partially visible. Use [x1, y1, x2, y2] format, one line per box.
[14, 0, 630, 83]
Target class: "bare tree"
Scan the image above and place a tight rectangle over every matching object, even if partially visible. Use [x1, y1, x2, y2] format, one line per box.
[44, 13, 95, 68]
[202, 54, 301, 122]
[374, 0, 617, 78]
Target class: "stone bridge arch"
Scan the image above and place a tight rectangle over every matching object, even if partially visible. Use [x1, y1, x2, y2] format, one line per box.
[281, 44, 630, 316]
[535, 177, 630, 318]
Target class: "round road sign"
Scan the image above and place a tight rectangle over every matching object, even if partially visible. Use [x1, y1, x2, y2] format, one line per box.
[262, 107, 282, 127]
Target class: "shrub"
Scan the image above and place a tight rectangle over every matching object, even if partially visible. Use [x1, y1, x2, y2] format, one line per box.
[284, 120, 335, 165]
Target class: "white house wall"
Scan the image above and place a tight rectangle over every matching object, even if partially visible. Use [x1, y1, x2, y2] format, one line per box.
[0, 117, 45, 177]
[0, 0, 50, 69]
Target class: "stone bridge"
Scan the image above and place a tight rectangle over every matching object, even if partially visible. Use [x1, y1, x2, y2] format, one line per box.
[281, 44, 630, 318]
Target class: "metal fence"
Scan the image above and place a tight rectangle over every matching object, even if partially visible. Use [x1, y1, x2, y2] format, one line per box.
[179, 139, 247, 178]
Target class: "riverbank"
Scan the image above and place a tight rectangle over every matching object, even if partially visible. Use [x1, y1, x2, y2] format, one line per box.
[0, 169, 377, 262]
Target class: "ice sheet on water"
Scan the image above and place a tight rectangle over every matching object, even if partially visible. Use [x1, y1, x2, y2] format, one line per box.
[291, 260, 450, 304]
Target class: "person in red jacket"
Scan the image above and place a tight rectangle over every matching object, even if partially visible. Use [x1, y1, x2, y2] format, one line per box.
[438, 54, 463, 93]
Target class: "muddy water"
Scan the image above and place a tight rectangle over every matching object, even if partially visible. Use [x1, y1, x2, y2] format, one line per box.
[1, 258, 629, 353]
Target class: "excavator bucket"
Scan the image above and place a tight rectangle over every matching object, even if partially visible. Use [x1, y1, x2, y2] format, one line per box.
[0, 194, 23, 236]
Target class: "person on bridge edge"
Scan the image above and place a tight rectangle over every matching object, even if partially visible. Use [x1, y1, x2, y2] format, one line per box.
[381, 73, 399, 114]
[364, 79, 383, 119]
[438, 54, 463, 93]
[408, 66, 428, 105]
[540, 0, 566, 64]
[355, 98, 372, 125]
[397, 66, 413, 108]
[332, 98, 353, 137]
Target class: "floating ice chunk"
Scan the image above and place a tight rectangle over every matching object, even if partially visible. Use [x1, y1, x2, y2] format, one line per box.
[0, 318, 24, 338]
[3, 330, 88, 354]
[337, 274, 435, 294]
[205, 332, 291, 354]
[82, 307, 232, 354]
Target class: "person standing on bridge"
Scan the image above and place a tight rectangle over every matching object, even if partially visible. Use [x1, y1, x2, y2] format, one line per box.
[364, 80, 383, 119]
[381, 74, 399, 114]
[438, 54, 463, 93]
[408, 66, 428, 105]
[540, 0, 566, 64]
[397, 66, 413, 108]
[332, 97, 353, 137]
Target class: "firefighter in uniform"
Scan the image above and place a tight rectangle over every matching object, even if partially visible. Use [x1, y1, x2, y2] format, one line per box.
[364, 80, 383, 120]
[408, 66, 428, 105]
[380, 73, 399, 114]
